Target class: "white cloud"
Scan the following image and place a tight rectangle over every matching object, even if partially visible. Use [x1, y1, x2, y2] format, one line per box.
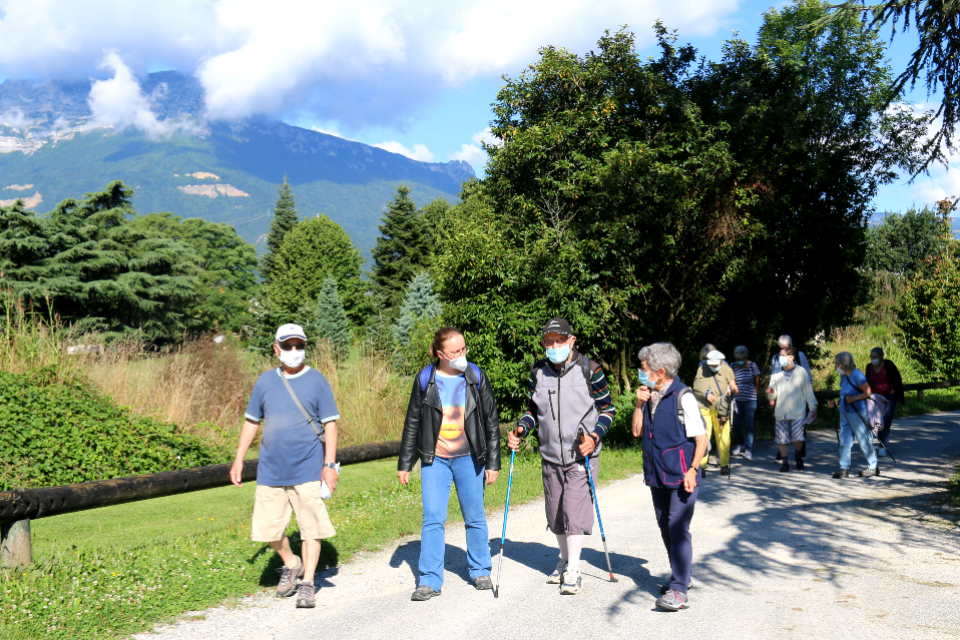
[0, 107, 32, 129]
[450, 127, 500, 168]
[0, 0, 744, 128]
[374, 141, 435, 162]
[88, 51, 204, 138]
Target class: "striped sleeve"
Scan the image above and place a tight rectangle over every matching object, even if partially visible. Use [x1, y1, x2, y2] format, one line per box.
[590, 366, 616, 439]
[517, 366, 538, 434]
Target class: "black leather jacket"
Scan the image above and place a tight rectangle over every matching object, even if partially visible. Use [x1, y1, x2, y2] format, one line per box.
[398, 363, 501, 472]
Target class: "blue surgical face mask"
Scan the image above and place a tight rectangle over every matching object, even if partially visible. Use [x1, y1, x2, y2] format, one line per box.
[546, 344, 571, 364]
[778, 355, 789, 367]
[638, 369, 657, 389]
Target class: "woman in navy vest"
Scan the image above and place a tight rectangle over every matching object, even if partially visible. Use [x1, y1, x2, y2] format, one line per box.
[632, 342, 708, 611]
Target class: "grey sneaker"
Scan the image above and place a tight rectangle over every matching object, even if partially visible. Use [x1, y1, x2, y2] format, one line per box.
[732, 445, 743, 457]
[546, 560, 567, 584]
[859, 467, 880, 477]
[295, 582, 316, 608]
[659, 580, 693, 595]
[559, 571, 582, 595]
[474, 575, 493, 590]
[411, 585, 441, 601]
[656, 589, 689, 611]
[276, 556, 304, 598]
[742, 449, 753, 460]
[832, 469, 849, 479]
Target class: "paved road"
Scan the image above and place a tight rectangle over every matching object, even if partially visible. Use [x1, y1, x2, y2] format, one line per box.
[137, 412, 960, 640]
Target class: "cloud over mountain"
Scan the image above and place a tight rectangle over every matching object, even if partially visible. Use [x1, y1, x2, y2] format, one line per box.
[0, 0, 741, 129]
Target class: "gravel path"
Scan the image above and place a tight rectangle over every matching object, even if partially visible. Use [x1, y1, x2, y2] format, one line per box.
[136, 411, 960, 640]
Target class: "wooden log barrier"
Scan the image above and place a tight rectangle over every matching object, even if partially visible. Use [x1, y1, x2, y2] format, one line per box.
[0, 440, 401, 567]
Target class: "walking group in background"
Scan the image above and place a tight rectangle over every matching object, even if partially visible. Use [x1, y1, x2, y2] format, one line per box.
[229, 319, 905, 613]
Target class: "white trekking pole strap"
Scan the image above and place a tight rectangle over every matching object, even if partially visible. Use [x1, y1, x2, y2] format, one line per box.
[280, 371, 326, 443]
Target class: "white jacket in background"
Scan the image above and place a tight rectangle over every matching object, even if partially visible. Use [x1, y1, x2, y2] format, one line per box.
[769, 366, 817, 420]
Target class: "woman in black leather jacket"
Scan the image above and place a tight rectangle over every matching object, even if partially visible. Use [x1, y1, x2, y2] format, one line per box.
[398, 326, 500, 601]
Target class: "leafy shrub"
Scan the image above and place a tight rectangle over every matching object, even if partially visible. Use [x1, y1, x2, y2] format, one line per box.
[0, 369, 224, 490]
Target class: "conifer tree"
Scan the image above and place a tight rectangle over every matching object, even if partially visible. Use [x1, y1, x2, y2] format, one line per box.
[261, 177, 299, 284]
[370, 185, 432, 310]
[394, 272, 441, 347]
[314, 276, 351, 360]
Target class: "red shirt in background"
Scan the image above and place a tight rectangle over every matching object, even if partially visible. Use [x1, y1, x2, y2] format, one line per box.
[869, 364, 892, 398]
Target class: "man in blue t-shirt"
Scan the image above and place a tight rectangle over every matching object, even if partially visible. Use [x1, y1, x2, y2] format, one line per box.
[230, 324, 341, 609]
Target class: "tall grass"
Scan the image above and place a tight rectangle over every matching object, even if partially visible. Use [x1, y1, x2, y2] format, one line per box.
[810, 323, 929, 391]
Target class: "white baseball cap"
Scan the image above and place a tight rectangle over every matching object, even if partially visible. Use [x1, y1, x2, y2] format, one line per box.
[706, 350, 725, 365]
[275, 323, 307, 343]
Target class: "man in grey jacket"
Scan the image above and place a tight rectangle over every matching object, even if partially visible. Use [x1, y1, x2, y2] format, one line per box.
[507, 318, 616, 595]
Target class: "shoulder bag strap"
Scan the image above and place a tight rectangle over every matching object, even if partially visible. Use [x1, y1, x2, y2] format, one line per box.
[280, 370, 326, 443]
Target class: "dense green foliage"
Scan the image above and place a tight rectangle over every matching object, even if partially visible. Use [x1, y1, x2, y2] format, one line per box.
[866, 206, 952, 275]
[128, 213, 259, 334]
[0, 182, 199, 341]
[393, 272, 442, 373]
[370, 185, 433, 310]
[261, 177, 299, 285]
[265, 214, 367, 323]
[313, 276, 351, 360]
[897, 242, 960, 378]
[435, 4, 927, 408]
[0, 370, 223, 490]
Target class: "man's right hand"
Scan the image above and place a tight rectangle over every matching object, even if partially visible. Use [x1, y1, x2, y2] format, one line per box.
[397, 470, 410, 485]
[507, 427, 524, 451]
[230, 459, 244, 487]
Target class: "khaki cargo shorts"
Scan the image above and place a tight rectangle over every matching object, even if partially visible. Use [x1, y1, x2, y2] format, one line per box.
[251, 481, 336, 542]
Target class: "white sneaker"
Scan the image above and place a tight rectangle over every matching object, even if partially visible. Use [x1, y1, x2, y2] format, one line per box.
[546, 560, 567, 584]
[732, 445, 743, 457]
[560, 571, 582, 595]
[742, 450, 753, 460]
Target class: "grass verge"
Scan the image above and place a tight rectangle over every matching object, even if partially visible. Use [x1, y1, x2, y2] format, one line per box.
[3, 445, 644, 639]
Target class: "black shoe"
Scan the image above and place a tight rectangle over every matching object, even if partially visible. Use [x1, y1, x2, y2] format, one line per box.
[720, 466, 730, 477]
[858, 467, 880, 477]
[474, 576, 493, 590]
[779, 461, 790, 472]
[701, 468, 707, 478]
[832, 469, 849, 479]
[795, 454, 804, 471]
[775, 451, 783, 461]
[800, 441, 807, 458]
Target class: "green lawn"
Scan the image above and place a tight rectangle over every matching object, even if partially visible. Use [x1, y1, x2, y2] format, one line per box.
[7, 445, 645, 640]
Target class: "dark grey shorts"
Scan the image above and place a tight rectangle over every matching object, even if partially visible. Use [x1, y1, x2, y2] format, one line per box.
[542, 458, 598, 535]
[775, 418, 806, 444]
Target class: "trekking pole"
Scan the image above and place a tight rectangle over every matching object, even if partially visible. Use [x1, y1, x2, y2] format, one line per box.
[493, 427, 519, 598]
[580, 428, 618, 582]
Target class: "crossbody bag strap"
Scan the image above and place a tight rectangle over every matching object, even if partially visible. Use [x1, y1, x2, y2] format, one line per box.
[281, 370, 326, 443]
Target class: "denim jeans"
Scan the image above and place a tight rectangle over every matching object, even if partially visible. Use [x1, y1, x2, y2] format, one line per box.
[878, 397, 896, 447]
[651, 485, 698, 595]
[838, 407, 878, 470]
[732, 400, 757, 451]
[419, 454, 491, 590]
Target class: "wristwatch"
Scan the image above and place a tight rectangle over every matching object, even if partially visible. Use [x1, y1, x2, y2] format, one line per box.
[323, 462, 338, 469]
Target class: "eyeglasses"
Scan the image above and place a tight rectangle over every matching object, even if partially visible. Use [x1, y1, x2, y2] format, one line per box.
[441, 346, 469, 358]
[278, 342, 306, 351]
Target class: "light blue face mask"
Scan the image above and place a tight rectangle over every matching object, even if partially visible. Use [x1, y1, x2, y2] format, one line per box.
[638, 369, 657, 389]
[778, 355, 790, 367]
[546, 344, 571, 364]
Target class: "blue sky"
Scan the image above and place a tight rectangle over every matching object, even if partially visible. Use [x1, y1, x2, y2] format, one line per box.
[0, 0, 952, 214]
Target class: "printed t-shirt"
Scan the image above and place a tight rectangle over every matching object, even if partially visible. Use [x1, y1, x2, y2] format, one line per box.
[732, 361, 761, 402]
[434, 371, 470, 458]
[244, 366, 340, 486]
[868, 365, 892, 397]
[840, 368, 869, 415]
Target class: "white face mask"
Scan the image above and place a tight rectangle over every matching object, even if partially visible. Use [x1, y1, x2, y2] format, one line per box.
[871, 358, 881, 366]
[279, 348, 305, 368]
[447, 355, 468, 372]
[709, 365, 721, 373]
[836, 366, 844, 376]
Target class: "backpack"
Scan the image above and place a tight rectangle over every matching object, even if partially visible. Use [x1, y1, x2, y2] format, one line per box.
[418, 362, 483, 393]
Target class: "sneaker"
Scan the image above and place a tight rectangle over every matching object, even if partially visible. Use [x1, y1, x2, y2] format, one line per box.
[720, 466, 731, 477]
[295, 582, 316, 608]
[546, 559, 567, 584]
[732, 445, 743, 457]
[779, 461, 790, 473]
[411, 585, 441, 601]
[877, 448, 889, 457]
[276, 556, 304, 598]
[859, 467, 880, 477]
[742, 449, 753, 460]
[656, 589, 689, 611]
[775, 451, 783, 461]
[474, 575, 493, 590]
[559, 571, 582, 595]
[832, 469, 849, 479]
[660, 579, 693, 595]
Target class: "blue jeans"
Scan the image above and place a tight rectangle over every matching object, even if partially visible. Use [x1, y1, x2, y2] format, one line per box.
[419, 454, 491, 590]
[732, 400, 757, 451]
[651, 486, 698, 595]
[838, 407, 878, 470]
[878, 397, 896, 447]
